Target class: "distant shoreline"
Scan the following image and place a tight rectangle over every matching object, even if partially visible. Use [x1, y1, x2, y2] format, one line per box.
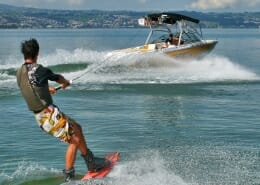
[0, 3, 259, 29]
[0, 27, 259, 30]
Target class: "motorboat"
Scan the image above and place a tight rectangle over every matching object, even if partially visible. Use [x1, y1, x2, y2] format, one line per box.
[121, 12, 218, 58]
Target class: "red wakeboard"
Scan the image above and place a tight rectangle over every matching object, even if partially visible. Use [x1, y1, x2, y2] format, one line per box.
[82, 152, 120, 180]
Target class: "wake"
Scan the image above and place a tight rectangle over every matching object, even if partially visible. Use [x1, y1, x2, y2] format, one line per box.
[65, 50, 259, 85]
[0, 48, 259, 90]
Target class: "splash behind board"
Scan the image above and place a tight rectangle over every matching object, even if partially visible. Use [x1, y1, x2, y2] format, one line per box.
[82, 152, 120, 180]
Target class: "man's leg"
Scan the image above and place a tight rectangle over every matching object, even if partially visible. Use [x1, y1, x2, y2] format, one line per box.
[65, 120, 110, 177]
[65, 143, 77, 170]
[63, 143, 77, 182]
[66, 122, 88, 169]
[63, 122, 88, 181]
[69, 122, 88, 154]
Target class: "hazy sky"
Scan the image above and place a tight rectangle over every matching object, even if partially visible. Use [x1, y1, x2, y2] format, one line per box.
[1, 0, 260, 11]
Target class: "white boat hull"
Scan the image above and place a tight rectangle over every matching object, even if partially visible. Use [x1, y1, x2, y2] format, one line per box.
[121, 40, 218, 59]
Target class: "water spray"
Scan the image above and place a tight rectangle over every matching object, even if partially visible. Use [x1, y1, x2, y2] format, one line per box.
[55, 52, 121, 91]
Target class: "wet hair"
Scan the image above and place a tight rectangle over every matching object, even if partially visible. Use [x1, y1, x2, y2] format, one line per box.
[21, 38, 39, 59]
[169, 33, 173, 37]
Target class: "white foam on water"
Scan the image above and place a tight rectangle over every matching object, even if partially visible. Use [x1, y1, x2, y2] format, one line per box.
[106, 151, 190, 185]
[72, 51, 259, 85]
[1, 48, 259, 92]
[0, 161, 60, 184]
[39, 48, 108, 66]
[0, 152, 190, 185]
[77, 151, 191, 185]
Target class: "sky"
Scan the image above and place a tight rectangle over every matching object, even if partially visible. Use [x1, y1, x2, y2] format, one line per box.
[1, 0, 260, 12]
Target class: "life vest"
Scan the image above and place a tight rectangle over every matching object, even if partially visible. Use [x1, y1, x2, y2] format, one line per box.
[16, 64, 53, 113]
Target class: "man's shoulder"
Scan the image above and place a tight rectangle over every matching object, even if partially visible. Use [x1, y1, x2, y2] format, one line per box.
[36, 64, 59, 80]
[36, 64, 45, 69]
[36, 64, 50, 73]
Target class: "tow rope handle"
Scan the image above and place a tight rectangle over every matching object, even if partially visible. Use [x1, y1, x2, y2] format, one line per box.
[55, 86, 62, 91]
[55, 80, 73, 91]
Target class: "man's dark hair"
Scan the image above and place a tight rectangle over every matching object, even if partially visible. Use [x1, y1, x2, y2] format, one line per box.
[21, 38, 39, 59]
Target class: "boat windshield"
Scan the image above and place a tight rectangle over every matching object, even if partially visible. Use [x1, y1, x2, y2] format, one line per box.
[147, 20, 202, 45]
[149, 30, 169, 44]
[181, 21, 202, 43]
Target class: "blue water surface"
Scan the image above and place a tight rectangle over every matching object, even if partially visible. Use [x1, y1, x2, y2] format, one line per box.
[0, 28, 259, 185]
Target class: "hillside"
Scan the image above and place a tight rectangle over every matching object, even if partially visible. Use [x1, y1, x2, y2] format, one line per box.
[0, 4, 259, 29]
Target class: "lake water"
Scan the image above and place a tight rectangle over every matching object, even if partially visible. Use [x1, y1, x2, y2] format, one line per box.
[0, 28, 259, 185]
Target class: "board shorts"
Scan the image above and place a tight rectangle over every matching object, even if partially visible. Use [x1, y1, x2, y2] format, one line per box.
[34, 104, 75, 142]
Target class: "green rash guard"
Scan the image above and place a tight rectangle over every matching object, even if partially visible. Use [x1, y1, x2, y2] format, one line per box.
[17, 63, 60, 113]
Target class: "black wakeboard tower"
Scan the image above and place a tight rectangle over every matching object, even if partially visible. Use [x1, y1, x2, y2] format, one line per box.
[139, 12, 200, 26]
